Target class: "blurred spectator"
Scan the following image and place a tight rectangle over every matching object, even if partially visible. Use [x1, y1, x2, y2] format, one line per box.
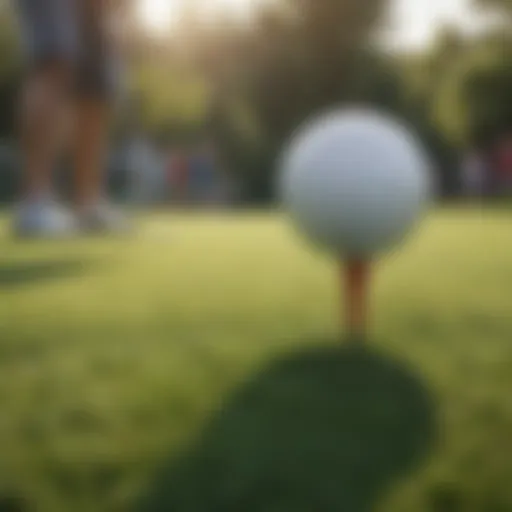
[126, 133, 165, 205]
[462, 149, 486, 198]
[188, 140, 218, 205]
[494, 135, 512, 194]
[167, 146, 189, 204]
[13, 0, 129, 236]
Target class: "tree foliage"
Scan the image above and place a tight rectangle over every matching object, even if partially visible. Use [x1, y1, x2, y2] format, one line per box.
[473, 0, 512, 17]
[184, 0, 398, 198]
[0, 0, 511, 201]
[432, 29, 512, 148]
[0, 2, 22, 139]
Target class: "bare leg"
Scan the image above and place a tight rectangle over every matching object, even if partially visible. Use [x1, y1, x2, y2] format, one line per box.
[73, 97, 128, 234]
[19, 63, 71, 200]
[73, 98, 109, 210]
[70, 0, 129, 232]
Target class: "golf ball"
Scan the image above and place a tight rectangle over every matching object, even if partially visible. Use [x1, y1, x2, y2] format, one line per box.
[279, 108, 432, 257]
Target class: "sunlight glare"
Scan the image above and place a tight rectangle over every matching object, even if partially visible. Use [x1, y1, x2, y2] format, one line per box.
[137, 0, 176, 34]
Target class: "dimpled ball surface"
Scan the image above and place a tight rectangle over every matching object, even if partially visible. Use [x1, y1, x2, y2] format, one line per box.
[279, 109, 432, 257]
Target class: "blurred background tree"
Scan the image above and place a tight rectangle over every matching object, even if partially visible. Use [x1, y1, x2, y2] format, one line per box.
[0, 1, 21, 139]
[473, 0, 512, 17]
[0, 0, 511, 202]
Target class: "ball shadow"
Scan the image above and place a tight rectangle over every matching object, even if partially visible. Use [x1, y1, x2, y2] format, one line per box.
[138, 342, 437, 512]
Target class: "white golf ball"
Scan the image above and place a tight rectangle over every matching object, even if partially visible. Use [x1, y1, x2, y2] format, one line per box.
[279, 108, 432, 257]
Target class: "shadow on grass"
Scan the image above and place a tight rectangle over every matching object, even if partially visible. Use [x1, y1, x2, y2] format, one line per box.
[138, 342, 437, 512]
[0, 259, 94, 290]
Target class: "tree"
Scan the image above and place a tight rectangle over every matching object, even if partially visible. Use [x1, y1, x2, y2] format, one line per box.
[190, 0, 393, 200]
[473, 0, 512, 17]
[0, 1, 22, 138]
[433, 29, 512, 148]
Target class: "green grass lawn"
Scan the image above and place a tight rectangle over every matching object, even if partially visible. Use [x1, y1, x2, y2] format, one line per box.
[0, 209, 511, 512]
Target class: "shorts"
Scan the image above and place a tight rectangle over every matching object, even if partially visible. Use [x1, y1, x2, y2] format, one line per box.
[16, 0, 123, 98]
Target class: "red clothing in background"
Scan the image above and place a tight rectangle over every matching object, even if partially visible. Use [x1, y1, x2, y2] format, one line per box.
[169, 153, 188, 188]
[496, 142, 512, 179]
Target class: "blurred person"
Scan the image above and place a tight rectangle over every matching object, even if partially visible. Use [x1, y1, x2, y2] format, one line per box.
[462, 149, 486, 198]
[168, 146, 189, 204]
[164, 147, 175, 203]
[189, 139, 217, 205]
[13, 0, 128, 236]
[494, 135, 512, 194]
[126, 132, 166, 205]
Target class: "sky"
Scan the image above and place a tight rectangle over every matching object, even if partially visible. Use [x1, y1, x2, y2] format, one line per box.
[138, 0, 488, 50]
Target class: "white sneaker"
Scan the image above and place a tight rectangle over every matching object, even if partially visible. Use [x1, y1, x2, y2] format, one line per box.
[13, 198, 77, 238]
[77, 201, 131, 235]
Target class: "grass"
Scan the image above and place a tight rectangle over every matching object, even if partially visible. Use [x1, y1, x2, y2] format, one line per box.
[0, 208, 511, 512]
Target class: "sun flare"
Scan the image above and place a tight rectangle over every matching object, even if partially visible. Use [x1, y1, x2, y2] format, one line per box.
[137, 0, 177, 34]
[136, 0, 256, 34]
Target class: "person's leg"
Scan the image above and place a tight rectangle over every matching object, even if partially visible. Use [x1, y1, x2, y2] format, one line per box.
[19, 62, 71, 200]
[72, 0, 129, 232]
[73, 0, 111, 210]
[14, 0, 78, 235]
[74, 98, 109, 210]
[73, 96, 129, 232]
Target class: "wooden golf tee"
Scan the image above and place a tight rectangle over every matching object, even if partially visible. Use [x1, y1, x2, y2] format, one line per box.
[343, 259, 371, 342]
